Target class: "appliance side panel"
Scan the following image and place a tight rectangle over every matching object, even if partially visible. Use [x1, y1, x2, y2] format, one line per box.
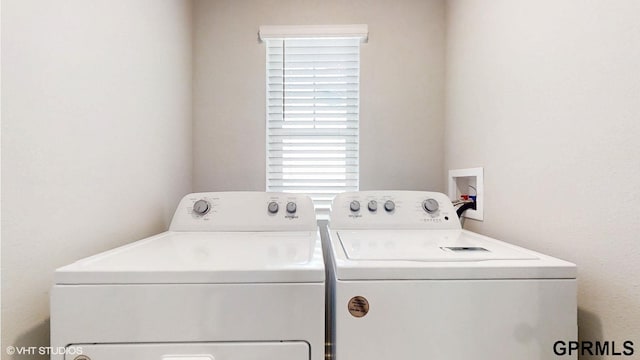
[334, 279, 577, 360]
[320, 221, 337, 359]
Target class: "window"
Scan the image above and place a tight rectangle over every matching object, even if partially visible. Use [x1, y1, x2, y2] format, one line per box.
[260, 25, 367, 216]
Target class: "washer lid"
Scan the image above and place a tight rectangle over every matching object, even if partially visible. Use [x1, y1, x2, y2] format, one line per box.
[338, 230, 537, 262]
[331, 229, 576, 280]
[55, 231, 324, 284]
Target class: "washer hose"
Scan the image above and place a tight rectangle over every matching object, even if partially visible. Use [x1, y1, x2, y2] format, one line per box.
[456, 201, 477, 218]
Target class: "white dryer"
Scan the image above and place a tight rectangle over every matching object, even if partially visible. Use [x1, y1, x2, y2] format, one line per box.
[51, 192, 324, 360]
[325, 191, 577, 360]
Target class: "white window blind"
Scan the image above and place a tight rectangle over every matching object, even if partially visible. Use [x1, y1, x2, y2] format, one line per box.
[265, 37, 360, 215]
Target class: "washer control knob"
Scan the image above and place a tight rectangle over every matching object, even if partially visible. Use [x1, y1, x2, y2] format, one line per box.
[193, 199, 211, 215]
[368, 200, 378, 212]
[286, 202, 297, 214]
[350, 200, 361, 212]
[384, 200, 395, 212]
[268, 201, 279, 214]
[422, 198, 439, 213]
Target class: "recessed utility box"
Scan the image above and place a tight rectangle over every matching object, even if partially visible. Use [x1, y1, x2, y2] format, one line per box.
[448, 167, 483, 221]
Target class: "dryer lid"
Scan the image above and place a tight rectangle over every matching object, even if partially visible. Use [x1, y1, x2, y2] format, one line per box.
[55, 231, 324, 284]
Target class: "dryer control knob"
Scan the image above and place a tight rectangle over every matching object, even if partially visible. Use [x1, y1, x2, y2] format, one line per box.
[268, 201, 279, 214]
[368, 200, 378, 212]
[422, 198, 439, 213]
[286, 202, 297, 214]
[350, 200, 361, 212]
[193, 199, 211, 215]
[384, 200, 395, 212]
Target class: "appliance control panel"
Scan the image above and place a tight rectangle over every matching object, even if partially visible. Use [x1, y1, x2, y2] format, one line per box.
[329, 191, 461, 230]
[169, 192, 317, 231]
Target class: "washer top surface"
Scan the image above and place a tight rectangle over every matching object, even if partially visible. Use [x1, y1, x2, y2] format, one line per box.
[329, 229, 576, 280]
[338, 229, 537, 262]
[55, 230, 324, 284]
[327, 191, 576, 280]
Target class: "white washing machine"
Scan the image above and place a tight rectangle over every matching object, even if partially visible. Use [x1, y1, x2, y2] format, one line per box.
[325, 191, 577, 360]
[51, 192, 324, 360]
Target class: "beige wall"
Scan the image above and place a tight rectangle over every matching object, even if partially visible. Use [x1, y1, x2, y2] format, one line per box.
[1, 0, 193, 355]
[193, 0, 446, 192]
[445, 0, 640, 349]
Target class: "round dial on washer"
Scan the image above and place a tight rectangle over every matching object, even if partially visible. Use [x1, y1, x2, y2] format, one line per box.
[350, 200, 361, 212]
[193, 199, 211, 215]
[286, 202, 297, 214]
[368, 200, 378, 212]
[384, 200, 395, 212]
[422, 198, 439, 213]
[268, 201, 279, 214]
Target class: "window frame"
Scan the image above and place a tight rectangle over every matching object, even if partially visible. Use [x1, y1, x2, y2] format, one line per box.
[260, 25, 368, 216]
